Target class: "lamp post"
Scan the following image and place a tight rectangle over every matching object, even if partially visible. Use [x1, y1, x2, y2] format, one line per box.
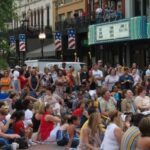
[38, 32, 46, 58]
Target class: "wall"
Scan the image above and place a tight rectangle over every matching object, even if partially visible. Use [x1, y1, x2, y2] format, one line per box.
[13, 0, 54, 30]
[53, 0, 86, 29]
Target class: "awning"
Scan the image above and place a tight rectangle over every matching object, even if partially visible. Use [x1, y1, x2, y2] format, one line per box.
[26, 44, 55, 58]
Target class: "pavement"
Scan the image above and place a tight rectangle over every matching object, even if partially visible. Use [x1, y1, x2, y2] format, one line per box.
[28, 143, 64, 150]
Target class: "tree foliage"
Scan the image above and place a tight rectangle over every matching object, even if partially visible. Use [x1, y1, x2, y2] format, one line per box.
[0, 0, 15, 31]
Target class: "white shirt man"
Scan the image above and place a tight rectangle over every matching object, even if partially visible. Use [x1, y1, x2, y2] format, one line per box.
[92, 65, 103, 86]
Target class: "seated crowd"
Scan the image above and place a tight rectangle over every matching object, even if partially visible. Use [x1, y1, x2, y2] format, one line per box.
[0, 61, 150, 150]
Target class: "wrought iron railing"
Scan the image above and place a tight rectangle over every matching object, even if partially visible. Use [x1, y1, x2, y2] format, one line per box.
[55, 11, 124, 32]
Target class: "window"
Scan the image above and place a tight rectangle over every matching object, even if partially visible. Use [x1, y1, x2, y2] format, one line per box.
[59, 14, 65, 21]
[64, 0, 73, 4]
[134, 0, 149, 16]
[67, 11, 72, 19]
[47, 6, 50, 26]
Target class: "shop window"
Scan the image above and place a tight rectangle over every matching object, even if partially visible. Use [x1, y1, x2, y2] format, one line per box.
[64, 0, 73, 4]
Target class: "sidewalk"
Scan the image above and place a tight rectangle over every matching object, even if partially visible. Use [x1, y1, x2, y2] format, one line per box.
[28, 143, 63, 150]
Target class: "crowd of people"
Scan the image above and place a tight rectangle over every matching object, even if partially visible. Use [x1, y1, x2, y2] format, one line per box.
[0, 60, 150, 150]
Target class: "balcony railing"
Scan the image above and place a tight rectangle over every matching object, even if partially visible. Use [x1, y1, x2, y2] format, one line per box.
[55, 10, 124, 33]
[6, 25, 53, 39]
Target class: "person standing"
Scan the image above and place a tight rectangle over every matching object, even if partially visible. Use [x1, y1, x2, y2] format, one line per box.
[0, 70, 11, 92]
[92, 64, 103, 87]
[12, 66, 21, 93]
[28, 69, 39, 98]
[119, 67, 134, 90]
[104, 68, 119, 91]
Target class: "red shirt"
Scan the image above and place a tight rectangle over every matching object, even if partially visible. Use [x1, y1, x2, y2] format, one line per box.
[39, 113, 54, 141]
[72, 108, 83, 118]
[14, 121, 24, 134]
[19, 75, 28, 89]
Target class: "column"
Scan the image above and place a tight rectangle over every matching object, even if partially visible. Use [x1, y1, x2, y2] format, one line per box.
[125, 0, 134, 18]
[141, 0, 143, 16]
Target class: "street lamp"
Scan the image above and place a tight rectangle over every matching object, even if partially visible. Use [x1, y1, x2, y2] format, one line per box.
[38, 32, 46, 58]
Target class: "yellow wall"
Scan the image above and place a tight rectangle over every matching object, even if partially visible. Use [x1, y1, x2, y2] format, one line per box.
[53, 0, 86, 30]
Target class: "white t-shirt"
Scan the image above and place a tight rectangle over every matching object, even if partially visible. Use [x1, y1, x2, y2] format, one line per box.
[146, 69, 150, 77]
[92, 69, 103, 86]
[104, 75, 119, 91]
[13, 70, 20, 80]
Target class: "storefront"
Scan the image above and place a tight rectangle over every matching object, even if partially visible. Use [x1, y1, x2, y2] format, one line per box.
[88, 16, 150, 68]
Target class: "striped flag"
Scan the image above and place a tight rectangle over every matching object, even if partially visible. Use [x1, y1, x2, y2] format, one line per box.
[68, 28, 76, 49]
[19, 34, 26, 51]
[54, 32, 62, 51]
[9, 36, 16, 51]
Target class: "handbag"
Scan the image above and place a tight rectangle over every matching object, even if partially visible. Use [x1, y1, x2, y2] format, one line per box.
[14, 137, 28, 149]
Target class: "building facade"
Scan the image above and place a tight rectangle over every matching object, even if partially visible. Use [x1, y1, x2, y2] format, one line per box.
[90, 0, 150, 68]
[4, 0, 55, 63]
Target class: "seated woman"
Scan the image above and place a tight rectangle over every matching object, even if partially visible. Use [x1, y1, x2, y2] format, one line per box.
[77, 112, 103, 150]
[38, 104, 61, 142]
[0, 108, 20, 148]
[101, 110, 124, 150]
[136, 116, 150, 150]
[65, 115, 80, 149]
[56, 116, 70, 146]
[13, 111, 32, 146]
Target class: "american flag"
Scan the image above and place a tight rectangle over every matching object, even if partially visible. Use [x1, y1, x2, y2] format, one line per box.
[68, 28, 76, 49]
[9, 36, 16, 51]
[19, 34, 26, 52]
[54, 32, 62, 51]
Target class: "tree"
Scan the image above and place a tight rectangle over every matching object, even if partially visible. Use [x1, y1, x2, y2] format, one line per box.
[0, 0, 15, 31]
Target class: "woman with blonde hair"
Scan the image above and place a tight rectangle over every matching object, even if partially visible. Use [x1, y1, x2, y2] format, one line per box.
[32, 101, 45, 142]
[77, 112, 103, 150]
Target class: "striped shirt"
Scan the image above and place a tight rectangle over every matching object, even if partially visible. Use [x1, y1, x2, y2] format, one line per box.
[120, 126, 140, 150]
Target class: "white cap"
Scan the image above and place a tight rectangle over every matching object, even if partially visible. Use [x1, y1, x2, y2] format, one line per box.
[15, 65, 21, 69]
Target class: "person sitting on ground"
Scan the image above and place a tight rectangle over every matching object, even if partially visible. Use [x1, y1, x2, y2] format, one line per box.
[0, 108, 20, 148]
[38, 104, 61, 142]
[121, 90, 137, 113]
[136, 116, 150, 150]
[77, 112, 103, 150]
[65, 115, 80, 150]
[12, 110, 33, 146]
[99, 88, 116, 116]
[120, 113, 144, 150]
[101, 110, 124, 150]
[56, 115, 70, 146]
[135, 85, 150, 112]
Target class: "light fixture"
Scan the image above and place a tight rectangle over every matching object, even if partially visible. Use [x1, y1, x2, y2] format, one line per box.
[38, 32, 46, 40]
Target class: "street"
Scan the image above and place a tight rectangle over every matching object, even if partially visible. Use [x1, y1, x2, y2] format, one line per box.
[29, 143, 63, 150]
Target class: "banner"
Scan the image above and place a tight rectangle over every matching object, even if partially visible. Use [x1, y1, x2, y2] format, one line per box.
[19, 34, 26, 51]
[54, 32, 62, 51]
[9, 36, 16, 51]
[67, 28, 76, 49]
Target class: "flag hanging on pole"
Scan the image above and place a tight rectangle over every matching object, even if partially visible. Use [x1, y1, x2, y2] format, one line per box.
[9, 36, 16, 51]
[19, 34, 26, 52]
[54, 32, 62, 51]
[67, 28, 76, 49]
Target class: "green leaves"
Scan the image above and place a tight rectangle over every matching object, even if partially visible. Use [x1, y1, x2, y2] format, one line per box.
[0, 0, 15, 31]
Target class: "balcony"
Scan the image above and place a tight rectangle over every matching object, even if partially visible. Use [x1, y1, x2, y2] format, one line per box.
[0, 25, 53, 40]
[55, 9, 124, 33]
